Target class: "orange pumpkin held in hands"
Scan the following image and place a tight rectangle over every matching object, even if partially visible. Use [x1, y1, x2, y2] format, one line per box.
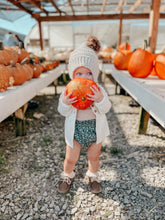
[66, 78, 99, 110]
[128, 48, 154, 78]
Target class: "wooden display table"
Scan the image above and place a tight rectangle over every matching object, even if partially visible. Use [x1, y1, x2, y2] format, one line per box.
[0, 66, 62, 135]
[104, 64, 165, 134]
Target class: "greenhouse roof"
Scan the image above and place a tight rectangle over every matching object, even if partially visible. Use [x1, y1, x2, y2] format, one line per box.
[1, 0, 165, 22]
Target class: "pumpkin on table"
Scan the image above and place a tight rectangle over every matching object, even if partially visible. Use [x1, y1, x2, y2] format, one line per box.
[4, 46, 19, 64]
[119, 42, 131, 51]
[150, 53, 161, 76]
[66, 78, 99, 110]
[128, 48, 154, 78]
[0, 41, 18, 65]
[113, 50, 132, 70]
[22, 64, 33, 81]
[12, 43, 29, 63]
[0, 64, 14, 92]
[7, 62, 27, 85]
[29, 63, 42, 78]
[154, 53, 165, 79]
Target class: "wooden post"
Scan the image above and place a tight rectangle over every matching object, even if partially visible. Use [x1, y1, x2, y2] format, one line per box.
[148, 0, 161, 53]
[15, 103, 28, 136]
[115, 81, 118, 95]
[138, 107, 150, 134]
[38, 20, 43, 50]
[117, 10, 123, 48]
[54, 79, 58, 95]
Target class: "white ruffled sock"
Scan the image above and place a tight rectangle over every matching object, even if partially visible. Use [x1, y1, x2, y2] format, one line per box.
[62, 171, 75, 179]
[86, 170, 98, 178]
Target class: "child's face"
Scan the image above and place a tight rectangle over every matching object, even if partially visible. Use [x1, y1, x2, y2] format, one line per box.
[73, 66, 94, 80]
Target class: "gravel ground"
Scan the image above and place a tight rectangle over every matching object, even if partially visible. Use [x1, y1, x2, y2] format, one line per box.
[0, 77, 165, 220]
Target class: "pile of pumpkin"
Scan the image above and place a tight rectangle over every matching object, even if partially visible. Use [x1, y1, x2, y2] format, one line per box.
[99, 46, 115, 60]
[113, 41, 165, 79]
[0, 42, 60, 92]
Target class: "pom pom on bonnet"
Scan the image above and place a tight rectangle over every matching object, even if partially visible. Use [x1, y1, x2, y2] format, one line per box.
[68, 35, 101, 82]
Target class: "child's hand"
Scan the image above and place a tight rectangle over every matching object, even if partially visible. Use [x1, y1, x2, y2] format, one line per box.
[87, 85, 103, 103]
[62, 88, 77, 105]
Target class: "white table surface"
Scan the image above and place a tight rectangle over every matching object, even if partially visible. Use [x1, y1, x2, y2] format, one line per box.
[0, 66, 62, 123]
[105, 64, 165, 128]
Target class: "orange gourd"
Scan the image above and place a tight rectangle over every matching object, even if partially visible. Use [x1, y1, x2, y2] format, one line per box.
[128, 48, 154, 78]
[0, 64, 14, 92]
[7, 63, 27, 85]
[150, 53, 161, 76]
[113, 50, 132, 70]
[66, 78, 99, 110]
[119, 42, 131, 51]
[22, 64, 33, 81]
[154, 53, 165, 79]
[4, 46, 19, 64]
[29, 64, 42, 78]
[12, 43, 29, 63]
[0, 42, 18, 65]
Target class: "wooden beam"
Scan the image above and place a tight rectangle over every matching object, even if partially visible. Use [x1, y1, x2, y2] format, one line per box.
[148, 0, 161, 53]
[7, 0, 34, 18]
[87, 0, 89, 13]
[118, 10, 123, 47]
[68, 0, 75, 15]
[101, 0, 107, 14]
[37, 13, 153, 22]
[48, 0, 61, 15]
[38, 21, 43, 51]
[28, 0, 48, 15]
[36, 12, 165, 22]
[115, 0, 125, 13]
[129, 0, 145, 13]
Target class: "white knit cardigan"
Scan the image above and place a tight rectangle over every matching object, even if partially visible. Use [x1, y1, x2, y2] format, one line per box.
[57, 85, 111, 148]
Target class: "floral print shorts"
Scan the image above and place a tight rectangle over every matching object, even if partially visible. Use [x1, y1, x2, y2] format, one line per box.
[74, 119, 97, 148]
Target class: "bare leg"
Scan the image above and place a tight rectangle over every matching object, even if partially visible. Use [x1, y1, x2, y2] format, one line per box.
[87, 142, 102, 173]
[64, 139, 81, 174]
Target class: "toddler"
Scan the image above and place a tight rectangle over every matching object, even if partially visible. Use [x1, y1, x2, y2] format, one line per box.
[58, 35, 111, 194]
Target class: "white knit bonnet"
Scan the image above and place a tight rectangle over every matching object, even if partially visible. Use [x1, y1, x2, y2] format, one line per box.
[68, 35, 101, 82]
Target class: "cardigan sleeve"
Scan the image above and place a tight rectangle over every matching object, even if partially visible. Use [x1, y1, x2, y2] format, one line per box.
[57, 91, 76, 117]
[94, 85, 112, 114]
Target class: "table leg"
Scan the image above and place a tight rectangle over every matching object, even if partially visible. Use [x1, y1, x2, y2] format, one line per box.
[54, 79, 58, 95]
[14, 103, 28, 136]
[138, 106, 150, 134]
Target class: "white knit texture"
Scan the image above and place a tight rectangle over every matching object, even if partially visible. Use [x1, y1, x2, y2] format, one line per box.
[68, 44, 99, 82]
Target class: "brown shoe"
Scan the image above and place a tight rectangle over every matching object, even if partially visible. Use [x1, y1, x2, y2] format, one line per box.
[58, 176, 74, 194]
[88, 177, 101, 194]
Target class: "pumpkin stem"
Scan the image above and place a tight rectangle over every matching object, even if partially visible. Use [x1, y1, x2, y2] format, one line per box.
[144, 40, 148, 50]
[0, 41, 4, 50]
[21, 57, 29, 65]
[18, 42, 23, 49]
[39, 57, 46, 63]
